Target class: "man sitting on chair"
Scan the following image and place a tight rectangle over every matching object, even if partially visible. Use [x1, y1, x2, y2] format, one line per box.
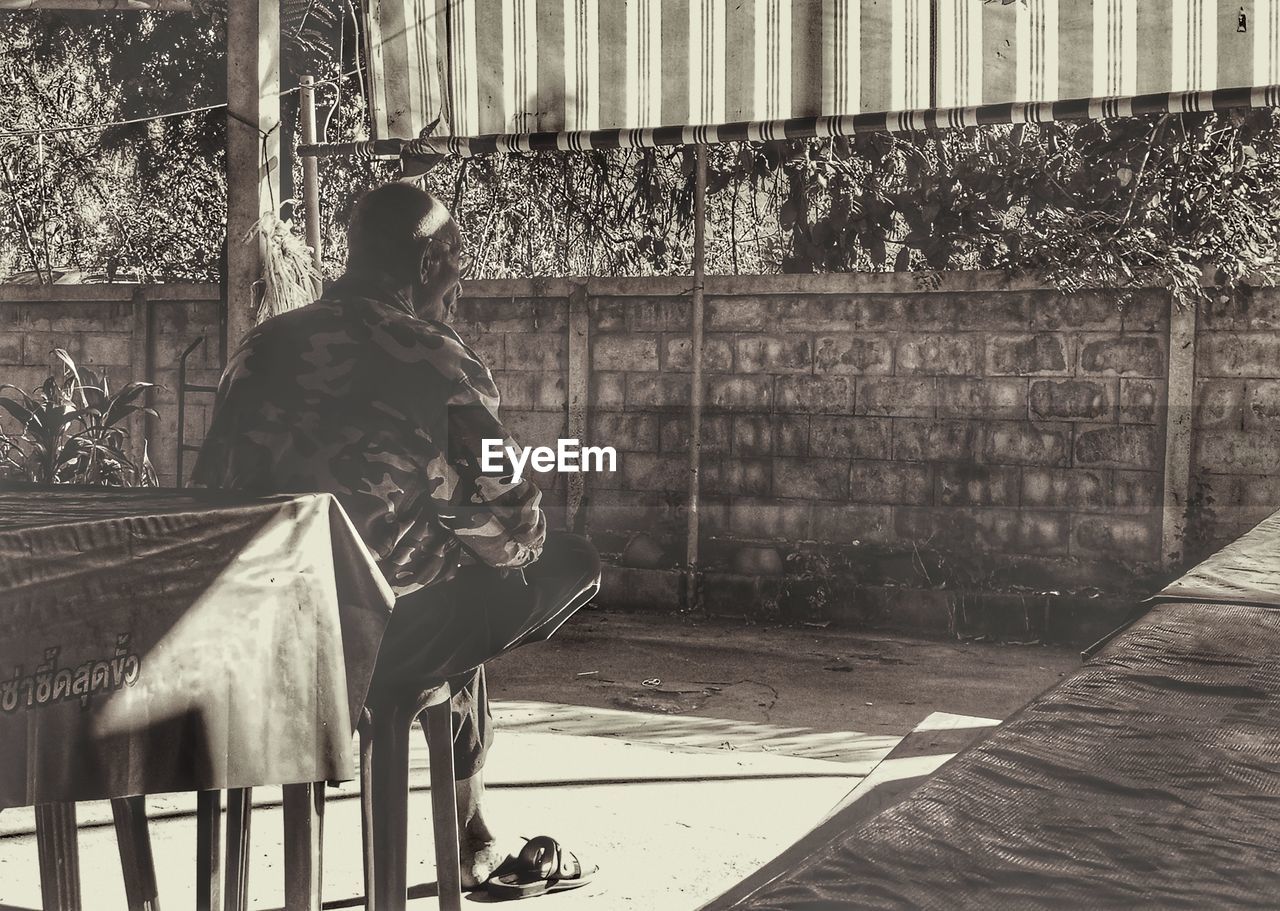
[193, 182, 600, 897]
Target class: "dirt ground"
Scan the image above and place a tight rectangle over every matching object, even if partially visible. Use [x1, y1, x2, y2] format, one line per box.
[488, 608, 1082, 736]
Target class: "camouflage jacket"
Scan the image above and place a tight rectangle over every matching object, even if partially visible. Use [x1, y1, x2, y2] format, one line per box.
[192, 275, 546, 596]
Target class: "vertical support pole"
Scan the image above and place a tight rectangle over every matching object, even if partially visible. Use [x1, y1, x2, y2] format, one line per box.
[112, 796, 160, 911]
[195, 790, 222, 911]
[224, 788, 252, 911]
[1162, 295, 1198, 568]
[35, 802, 81, 911]
[685, 144, 708, 609]
[283, 782, 325, 911]
[566, 282, 590, 533]
[226, 0, 281, 349]
[299, 74, 324, 296]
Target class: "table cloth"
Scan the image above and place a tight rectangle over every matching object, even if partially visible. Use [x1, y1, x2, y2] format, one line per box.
[0, 485, 394, 808]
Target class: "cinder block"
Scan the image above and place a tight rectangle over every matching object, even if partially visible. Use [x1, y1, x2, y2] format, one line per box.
[986, 333, 1072, 376]
[585, 489, 661, 534]
[775, 376, 851, 414]
[1074, 424, 1161, 469]
[848, 460, 932, 505]
[588, 298, 627, 332]
[1078, 335, 1165, 377]
[1199, 332, 1280, 378]
[1195, 430, 1280, 474]
[466, 332, 504, 370]
[775, 415, 810, 455]
[80, 333, 133, 368]
[732, 415, 773, 455]
[1112, 470, 1161, 512]
[706, 297, 769, 330]
[622, 452, 687, 492]
[736, 335, 813, 374]
[1245, 379, 1280, 429]
[1030, 292, 1122, 331]
[1021, 467, 1107, 510]
[23, 300, 133, 333]
[702, 457, 772, 496]
[0, 332, 22, 365]
[663, 334, 732, 371]
[627, 373, 692, 409]
[769, 296, 860, 330]
[810, 416, 892, 459]
[1119, 378, 1161, 424]
[895, 334, 982, 376]
[597, 565, 682, 610]
[592, 334, 659, 371]
[0, 365, 49, 397]
[728, 497, 811, 540]
[733, 545, 785, 576]
[495, 371, 565, 411]
[1194, 379, 1244, 430]
[937, 378, 1028, 420]
[985, 421, 1071, 467]
[626, 298, 688, 332]
[22, 333, 81, 367]
[1199, 287, 1280, 331]
[659, 413, 730, 453]
[856, 377, 935, 418]
[856, 296, 955, 331]
[773, 457, 848, 500]
[937, 464, 1021, 507]
[1071, 514, 1159, 563]
[506, 333, 567, 371]
[1119, 290, 1169, 333]
[502, 410, 567, 448]
[0, 304, 22, 328]
[591, 372, 626, 408]
[705, 374, 773, 411]
[894, 419, 984, 463]
[809, 503, 893, 544]
[813, 334, 893, 375]
[953, 293, 1032, 330]
[588, 412, 656, 451]
[1029, 379, 1114, 421]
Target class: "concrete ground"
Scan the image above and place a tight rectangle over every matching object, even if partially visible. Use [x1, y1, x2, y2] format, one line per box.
[0, 610, 1079, 910]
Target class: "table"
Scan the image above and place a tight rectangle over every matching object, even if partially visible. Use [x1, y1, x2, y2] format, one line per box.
[703, 509, 1280, 910]
[0, 485, 395, 910]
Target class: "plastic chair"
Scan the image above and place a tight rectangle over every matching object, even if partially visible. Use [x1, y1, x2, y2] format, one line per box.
[359, 681, 463, 911]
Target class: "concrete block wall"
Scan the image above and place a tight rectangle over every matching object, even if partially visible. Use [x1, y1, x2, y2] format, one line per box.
[0, 285, 223, 487]
[1193, 287, 1280, 551]
[456, 274, 1172, 584]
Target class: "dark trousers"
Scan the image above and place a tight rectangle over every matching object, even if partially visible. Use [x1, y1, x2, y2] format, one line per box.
[367, 533, 601, 780]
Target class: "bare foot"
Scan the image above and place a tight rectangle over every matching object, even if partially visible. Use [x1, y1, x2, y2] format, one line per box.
[460, 824, 512, 890]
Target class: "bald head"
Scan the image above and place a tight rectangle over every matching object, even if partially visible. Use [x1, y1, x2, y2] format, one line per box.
[346, 182, 463, 321]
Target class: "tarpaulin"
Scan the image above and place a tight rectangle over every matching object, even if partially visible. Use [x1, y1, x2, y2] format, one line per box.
[0, 486, 394, 808]
[1154, 508, 1280, 609]
[703, 513, 1280, 908]
[358, 0, 1280, 155]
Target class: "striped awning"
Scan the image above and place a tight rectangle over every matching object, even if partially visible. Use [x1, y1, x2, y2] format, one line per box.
[353, 0, 1280, 156]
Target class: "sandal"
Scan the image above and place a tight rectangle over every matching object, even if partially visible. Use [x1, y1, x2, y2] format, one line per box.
[485, 835, 597, 900]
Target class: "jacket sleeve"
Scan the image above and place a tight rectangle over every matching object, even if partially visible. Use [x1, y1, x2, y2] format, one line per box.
[431, 368, 547, 569]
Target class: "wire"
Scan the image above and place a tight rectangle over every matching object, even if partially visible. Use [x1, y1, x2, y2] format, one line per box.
[0, 64, 364, 142]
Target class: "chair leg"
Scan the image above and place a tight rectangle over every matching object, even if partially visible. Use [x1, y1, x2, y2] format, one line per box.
[223, 788, 252, 911]
[283, 783, 325, 911]
[35, 802, 81, 911]
[359, 709, 377, 910]
[196, 791, 222, 911]
[422, 692, 463, 911]
[112, 796, 161, 911]
[370, 701, 411, 911]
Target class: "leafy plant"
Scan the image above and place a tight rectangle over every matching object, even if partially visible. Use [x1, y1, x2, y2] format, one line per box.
[0, 348, 157, 487]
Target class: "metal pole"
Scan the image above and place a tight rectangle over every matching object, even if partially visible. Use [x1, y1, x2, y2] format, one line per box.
[299, 75, 324, 296]
[685, 144, 707, 610]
